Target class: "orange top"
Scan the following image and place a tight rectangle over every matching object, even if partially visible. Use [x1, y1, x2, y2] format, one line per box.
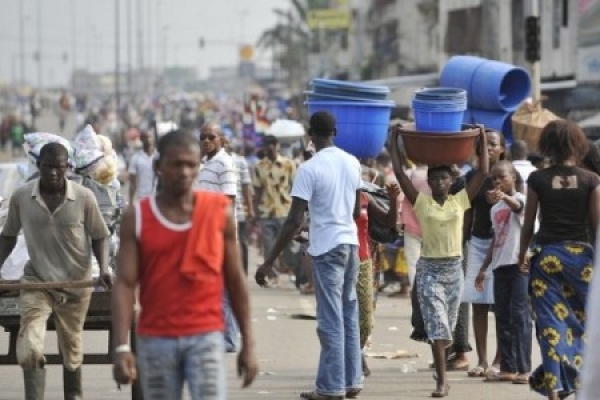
[136, 192, 229, 337]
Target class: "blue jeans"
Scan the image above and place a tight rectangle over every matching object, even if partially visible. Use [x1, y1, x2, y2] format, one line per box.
[312, 244, 362, 396]
[223, 290, 239, 352]
[136, 332, 226, 400]
[493, 264, 532, 374]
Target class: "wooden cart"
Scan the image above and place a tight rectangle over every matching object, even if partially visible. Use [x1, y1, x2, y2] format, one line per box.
[0, 280, 143, 400]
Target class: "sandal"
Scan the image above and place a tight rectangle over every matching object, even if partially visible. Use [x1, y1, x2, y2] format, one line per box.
[484, 371, 516, 382]
[467, 366, 486, 377]
[431, 384, 450, 398]
[512, 373, 530, 384]
[300, 391, 343, 400]
[345, 388, 361, 398]
[447, 359, 469, 371]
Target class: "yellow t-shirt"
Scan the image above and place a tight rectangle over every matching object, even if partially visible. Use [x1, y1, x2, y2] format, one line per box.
[413, 189, 471, 258]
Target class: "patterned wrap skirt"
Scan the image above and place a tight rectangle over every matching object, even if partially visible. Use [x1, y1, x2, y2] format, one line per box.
[529, 241, 593, 397]
[356, 258, 374, 348]
[416, 257, 464, 343]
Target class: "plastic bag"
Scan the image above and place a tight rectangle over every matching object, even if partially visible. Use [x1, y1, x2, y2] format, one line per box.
[1, 235, 29, 280]
[511, 101, 561, 151]
[24, 132, 74, 164]
[88, 135, 118, 185]
[72, 125, 104, 171]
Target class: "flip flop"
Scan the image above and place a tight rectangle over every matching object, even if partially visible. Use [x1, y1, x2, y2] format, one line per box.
[512, 373, 530, 384]
[484, 371, 517, 382]
[467, 366, 486, 377]
[447, 359, 469, 371]
[431, 384, 450, 398]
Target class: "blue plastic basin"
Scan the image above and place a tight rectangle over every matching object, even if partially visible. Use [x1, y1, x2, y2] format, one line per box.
[306, 100, 394, 159]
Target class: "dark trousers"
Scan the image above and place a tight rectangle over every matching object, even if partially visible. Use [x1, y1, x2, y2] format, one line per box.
[237, 221, 249, 275]
[493, 264, 532, 373]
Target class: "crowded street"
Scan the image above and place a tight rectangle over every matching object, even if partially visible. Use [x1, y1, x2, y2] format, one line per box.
[2, 1, 600, 399]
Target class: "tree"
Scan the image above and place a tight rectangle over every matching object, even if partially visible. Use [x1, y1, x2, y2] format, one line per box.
[257, 0, 311, 91]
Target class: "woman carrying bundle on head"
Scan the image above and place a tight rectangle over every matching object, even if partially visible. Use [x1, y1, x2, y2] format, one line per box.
[386, 126, 489, 398]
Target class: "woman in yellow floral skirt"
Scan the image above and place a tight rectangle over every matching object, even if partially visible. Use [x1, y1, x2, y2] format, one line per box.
[518, 120, 600, 399]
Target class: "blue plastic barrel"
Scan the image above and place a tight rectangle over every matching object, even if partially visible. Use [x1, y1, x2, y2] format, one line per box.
[466, 108, 514, 142]
[306, 101, 393, 159]
[440, 56, 531, 112]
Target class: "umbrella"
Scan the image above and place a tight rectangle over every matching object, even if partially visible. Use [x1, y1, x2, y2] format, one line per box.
[266, 119, 305, 140]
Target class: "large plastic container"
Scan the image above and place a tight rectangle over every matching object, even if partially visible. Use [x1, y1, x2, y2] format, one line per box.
[305, 90, 394, 104]
[311, 78, 390, 101]
[440, 56, 531, 112]
[463, 108, 514, 142]
[306, 100, 393, 159]
[397, 123, 480, 166]
[412, 96, 466, 133]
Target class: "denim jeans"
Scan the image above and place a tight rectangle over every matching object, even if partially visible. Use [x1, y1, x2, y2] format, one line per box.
[136, 332, 226, 400]
[493, 264, 532, 373]
[312, 244, 362, 396]
[261, 218, 302, 279]
[223, 290, 239, 352]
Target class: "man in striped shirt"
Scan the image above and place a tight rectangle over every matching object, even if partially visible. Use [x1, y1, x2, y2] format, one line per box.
[196, 123, 238, 197]
[195, 122, 240, 353]
[223, 138, 255, 275]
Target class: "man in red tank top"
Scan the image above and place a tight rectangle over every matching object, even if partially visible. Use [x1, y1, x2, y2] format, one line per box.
[111, 130, 258, 399]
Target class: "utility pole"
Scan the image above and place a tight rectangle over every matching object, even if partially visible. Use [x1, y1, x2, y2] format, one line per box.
[115, 0, 121, 110]
[525, 0, 541, 100]
[19, 1, 26, 88]
[137, 0, 144, 91]
[71, 0, 77, 74]
[37, 0, 42, 89]
[127, 0, 133, 98]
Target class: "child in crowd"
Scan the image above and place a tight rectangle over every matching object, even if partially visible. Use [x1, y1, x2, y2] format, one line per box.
[475, 161, 532, 384]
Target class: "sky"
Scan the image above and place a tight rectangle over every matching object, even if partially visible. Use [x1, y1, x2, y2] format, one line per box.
[0, 0, 285, 88]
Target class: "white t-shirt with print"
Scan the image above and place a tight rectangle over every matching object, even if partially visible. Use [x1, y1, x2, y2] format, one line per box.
[489, 192, 526, 270]
[291, 147, 361, 257]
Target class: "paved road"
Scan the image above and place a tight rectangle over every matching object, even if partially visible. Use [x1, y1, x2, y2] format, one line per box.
[0, 244, 543, 400]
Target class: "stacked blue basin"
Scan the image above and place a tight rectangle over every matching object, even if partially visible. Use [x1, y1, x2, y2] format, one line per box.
[305, 78, 395, 159]
[412, 88, 467, 133]
[440, 56, 532, 142]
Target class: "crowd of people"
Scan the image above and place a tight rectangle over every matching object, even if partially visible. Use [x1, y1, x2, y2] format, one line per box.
[0, 93, 600, 400]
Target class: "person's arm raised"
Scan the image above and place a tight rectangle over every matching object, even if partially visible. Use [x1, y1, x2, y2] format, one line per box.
[386, 128, 418, 205]
[466, 127, 489, 201]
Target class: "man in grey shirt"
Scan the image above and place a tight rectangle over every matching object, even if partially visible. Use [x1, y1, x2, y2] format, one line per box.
[0, 143, 111, 400]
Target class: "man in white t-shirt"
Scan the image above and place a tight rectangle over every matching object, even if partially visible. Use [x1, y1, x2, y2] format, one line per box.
[195, 122, 240, 354]
[510, 140, 536, 192]
[256, 111, 363, 400]
[128, 130, 156, 202]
